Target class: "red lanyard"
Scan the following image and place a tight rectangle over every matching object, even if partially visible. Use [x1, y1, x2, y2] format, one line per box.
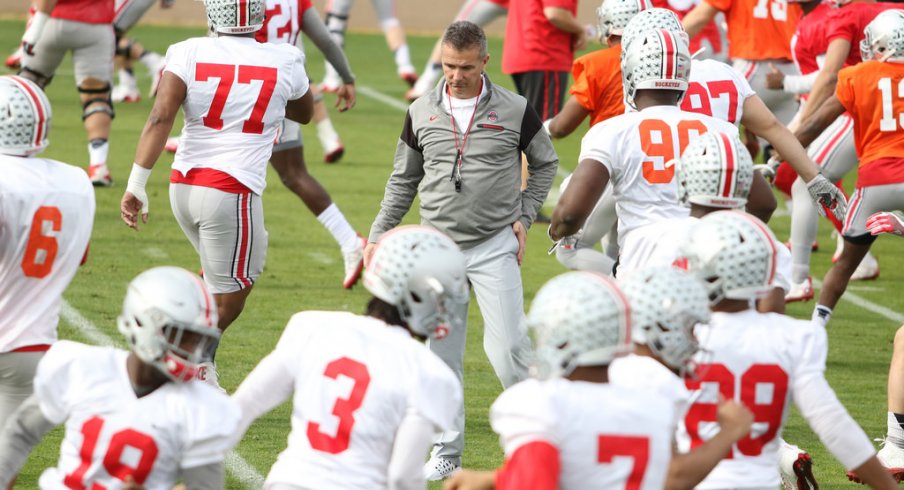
[447, 79, 483, 192]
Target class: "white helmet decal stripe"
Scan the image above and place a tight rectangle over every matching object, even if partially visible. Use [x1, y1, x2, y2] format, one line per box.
[589, 272, 633, 352]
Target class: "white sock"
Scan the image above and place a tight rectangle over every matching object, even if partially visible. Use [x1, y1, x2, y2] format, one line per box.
[317, 203, 359, 253]
[394, 44, 413, 73]
[316, 118, 340, 147]
[888, 412, 904, 448]
[791, 264, 810, 284]
[139, 51, 162, 72]
[812, 304, 832, 327]
[88, 139, 109, 167]
[118, 68, 137, 90]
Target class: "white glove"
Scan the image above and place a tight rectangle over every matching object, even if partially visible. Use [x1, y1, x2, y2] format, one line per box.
[126, 163, 151, 214]
[866, 212, 904, 236]
[21, 11, 49, 56]
[806, 174, 847, 222]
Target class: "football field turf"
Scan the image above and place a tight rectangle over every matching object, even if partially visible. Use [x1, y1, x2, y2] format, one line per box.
[3, 19, 904, 489]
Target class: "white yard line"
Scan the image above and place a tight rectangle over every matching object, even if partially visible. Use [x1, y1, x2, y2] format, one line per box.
[813, 279, 904, 324]
[60, 300, 266, 488]
[307, 251, 335, 265]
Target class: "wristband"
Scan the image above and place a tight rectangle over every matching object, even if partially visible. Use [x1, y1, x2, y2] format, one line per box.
[126, 163, 151, 192]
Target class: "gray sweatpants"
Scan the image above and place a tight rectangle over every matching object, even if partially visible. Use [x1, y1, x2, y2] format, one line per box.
[0, 351, 44, 431]
[427, 227, 531, 458]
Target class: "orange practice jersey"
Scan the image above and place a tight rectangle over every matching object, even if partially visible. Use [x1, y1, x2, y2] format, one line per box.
[570, 45, 625, 127]
[705, 0, 800, 60]
[836, 60, 904, 187]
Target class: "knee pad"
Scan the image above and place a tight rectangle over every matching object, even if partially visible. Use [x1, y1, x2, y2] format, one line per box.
[844, 233, 877, 246]
[80, 85, 115, 120]
[17, 66, 53, 88]
[115, 37, 135, 58]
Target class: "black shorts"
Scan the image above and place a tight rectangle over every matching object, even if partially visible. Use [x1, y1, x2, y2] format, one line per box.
[512, 70, 569, 120]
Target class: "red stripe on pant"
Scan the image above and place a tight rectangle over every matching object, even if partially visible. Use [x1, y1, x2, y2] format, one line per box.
[235, 193, 252, 288]
[542, 71, 550, 120]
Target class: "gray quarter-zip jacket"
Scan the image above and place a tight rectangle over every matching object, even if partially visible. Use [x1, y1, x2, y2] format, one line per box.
[368, 75, 559, 249]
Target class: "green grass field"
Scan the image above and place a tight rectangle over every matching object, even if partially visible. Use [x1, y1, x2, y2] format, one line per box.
[4, 19, 904, 489]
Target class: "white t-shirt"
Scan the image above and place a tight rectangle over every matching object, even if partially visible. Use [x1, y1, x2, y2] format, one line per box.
[33, 341, 239, 489]
[677, 310, 875, 488]
[491, 377, 675, 490]
[0, 156, 94, 353]
[165, 36, 309, 194]
[232, 311, 461, 490]
[580, 105, 739, 249]
[609, 354, 691, 425]
[681, 59, 757, 126]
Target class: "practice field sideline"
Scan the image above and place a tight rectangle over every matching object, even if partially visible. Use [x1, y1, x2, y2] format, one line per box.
[2, 20, 903, 489]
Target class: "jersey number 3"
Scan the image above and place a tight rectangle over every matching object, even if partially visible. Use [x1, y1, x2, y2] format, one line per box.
[307, 357, 371, 454]
[196, 63, 277, 134]
[22, 206, 61, 279]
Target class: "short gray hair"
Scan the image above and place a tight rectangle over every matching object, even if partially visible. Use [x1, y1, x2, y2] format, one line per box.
[441, 21, 488, 58]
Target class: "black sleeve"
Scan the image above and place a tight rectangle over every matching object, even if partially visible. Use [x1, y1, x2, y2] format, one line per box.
[519, 102, 544, 152]
[401, 111, 421, 151]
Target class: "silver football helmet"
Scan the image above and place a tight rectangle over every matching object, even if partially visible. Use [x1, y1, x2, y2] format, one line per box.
[204, 0, 265, 34]
[117, 267, 221, 382]
[597, 0, 653, 41]
[528, 271, 632, 379]
[0, 75, 51, 157]
[621, 7, 689, 53]
[677, 211, 779, 304]
[860, 9, 904, 62]
[364, 225, 469, 339]
[677, 131, 754, 209]
[621, 27, 692, 109]
[620, 267, 709, 372]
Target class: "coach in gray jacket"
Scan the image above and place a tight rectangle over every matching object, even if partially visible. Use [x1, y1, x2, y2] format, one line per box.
[364, 21, 558, 480]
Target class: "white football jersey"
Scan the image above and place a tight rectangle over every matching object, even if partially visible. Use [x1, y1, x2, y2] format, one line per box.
[677, 310, 873, 488]
[491, 378, 675, 490]
[237, 311, 461, 490]
[0, 156, 94, 353]
[165, 36, 309, 194]
[33, 341, 239, 490]
[609, 353, 691, 424]
[580, 106, 739, 248]
[681, 59, 756, 125]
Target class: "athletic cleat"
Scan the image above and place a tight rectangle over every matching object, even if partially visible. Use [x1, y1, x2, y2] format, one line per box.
[785, 277, 814, 303]
[400, 71, 418, 88]
[780, 442, 818, 490]
[323, 139, 345, 164]
[851, 252, 880, 281]
[164, 136, 180, 153]
[343, 235, 366, 289]
[424, 455, 461, 481]
[88, 164, 113, 187]
[5, 48, 22, 70]
[849, 438, 904, 483]
[111, 84, 141, 103]
[404, 86, 424, 102]
[149, 59, 166, 97]
[320, 69, 343, 94]
[197, 361, 226, 395]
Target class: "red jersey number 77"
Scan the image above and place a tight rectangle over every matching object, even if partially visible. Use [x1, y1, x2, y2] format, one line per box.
[195, 63, 277, 134]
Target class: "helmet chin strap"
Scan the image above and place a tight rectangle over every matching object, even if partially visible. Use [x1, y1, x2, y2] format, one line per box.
[691, 46, 707, 60]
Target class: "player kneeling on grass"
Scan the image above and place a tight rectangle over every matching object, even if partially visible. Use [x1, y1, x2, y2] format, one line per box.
[0, 266, 239, 489]
[231, 225, 465, 490]
[447, 271, 686, 490]
[675, 211, 898, 490]
[614, 266, 755, 490]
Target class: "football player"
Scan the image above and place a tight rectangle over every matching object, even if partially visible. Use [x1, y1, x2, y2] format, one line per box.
[232, 225, 464, 489]
[549, 25, 740, 278]
[615, 267, 755, 489]
[794, 9, 904, 328]
[119, 0, 314, 387]
[675, 210, 898, 490]
[0, 266, 239, 489]
[17, 0, 117, 186]
[446, 271, 679, 489]
[681, 0, 802, 127]
[0, 75, 95, 485]
[254, 0, 366, 289]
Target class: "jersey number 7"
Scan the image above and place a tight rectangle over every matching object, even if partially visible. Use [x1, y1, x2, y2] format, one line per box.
[598, 434, 649, 490]
[195, 63, 278, 134]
